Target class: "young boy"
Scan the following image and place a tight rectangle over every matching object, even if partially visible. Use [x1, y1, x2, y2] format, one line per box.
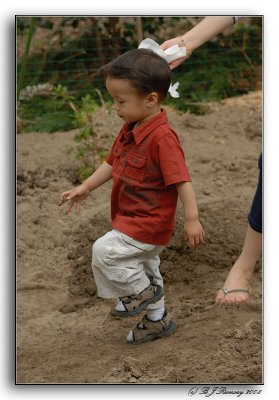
[60, 48, 205, 344]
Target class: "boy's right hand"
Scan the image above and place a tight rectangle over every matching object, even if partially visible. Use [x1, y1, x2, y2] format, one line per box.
[60, 183, 90, 214]
[184, 218, 205, 249]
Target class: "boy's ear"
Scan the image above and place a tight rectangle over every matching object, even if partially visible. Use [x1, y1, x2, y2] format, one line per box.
[146, 92, 159, 106]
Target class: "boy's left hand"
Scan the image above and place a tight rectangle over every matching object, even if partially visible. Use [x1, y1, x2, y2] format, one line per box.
[184, 219, 205, 249]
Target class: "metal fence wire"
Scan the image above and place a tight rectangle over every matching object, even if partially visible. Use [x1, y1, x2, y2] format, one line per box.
[16, 16, 262, 132]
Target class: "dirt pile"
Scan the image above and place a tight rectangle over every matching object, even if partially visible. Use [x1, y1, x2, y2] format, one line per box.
[17, 92, 262, 383]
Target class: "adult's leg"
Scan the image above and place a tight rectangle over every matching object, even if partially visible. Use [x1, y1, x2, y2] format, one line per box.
[216, 153, 262, 304]
[215, 224, 262, 303]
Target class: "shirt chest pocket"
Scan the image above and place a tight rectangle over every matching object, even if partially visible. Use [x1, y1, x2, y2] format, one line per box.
[122, 152, 146, 182]
[112, 145, 122, 170]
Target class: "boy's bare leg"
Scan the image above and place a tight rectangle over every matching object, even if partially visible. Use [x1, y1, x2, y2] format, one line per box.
[215, 224, 262, 304]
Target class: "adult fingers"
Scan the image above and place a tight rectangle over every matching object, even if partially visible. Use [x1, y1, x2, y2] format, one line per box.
[170, 57, 186, 70]
[160, 40, 174, 50]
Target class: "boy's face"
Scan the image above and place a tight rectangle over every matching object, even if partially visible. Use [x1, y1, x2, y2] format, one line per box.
[106, 77, 157, 124]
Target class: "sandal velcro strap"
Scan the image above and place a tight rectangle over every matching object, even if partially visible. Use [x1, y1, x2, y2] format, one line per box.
[140, 314, 170, 331]
[127, 311, 176, 344]
[120, 283, 159, 312]
[111, 282, 164, 317]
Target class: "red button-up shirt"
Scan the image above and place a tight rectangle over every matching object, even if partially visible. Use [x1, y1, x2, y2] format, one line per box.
[106, 109, 191, 245]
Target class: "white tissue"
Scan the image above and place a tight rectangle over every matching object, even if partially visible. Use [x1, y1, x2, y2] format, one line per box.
[138, 38, 185, 98]
[168, 82, 180, 98]
[138, 38, 186, 63]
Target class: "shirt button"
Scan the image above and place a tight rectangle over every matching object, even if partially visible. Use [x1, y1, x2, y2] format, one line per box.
[122, 151, 126, 156]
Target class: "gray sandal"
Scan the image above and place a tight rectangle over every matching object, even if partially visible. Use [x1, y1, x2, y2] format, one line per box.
[111, 283, 164, 317]
[127, 310, 176, 344]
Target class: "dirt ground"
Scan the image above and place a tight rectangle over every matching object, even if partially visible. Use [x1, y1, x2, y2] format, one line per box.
[16, 91, 262, 384]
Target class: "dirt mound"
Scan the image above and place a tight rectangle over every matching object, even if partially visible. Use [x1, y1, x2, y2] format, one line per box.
[16, 92, 262, 383]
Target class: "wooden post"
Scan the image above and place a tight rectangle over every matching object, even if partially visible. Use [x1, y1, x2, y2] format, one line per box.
[96, 21, 105, 67]
[17, 17, 36, 100]
[136, 17, 143, 45]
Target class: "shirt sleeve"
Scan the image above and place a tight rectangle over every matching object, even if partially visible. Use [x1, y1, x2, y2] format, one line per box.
[157, 132, 191, 186]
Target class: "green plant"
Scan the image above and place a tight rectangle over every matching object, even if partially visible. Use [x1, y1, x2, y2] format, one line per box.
[18, 83, 77, 133]
[71, 93, 113, 183]
[17, 16, 262, 125]
[77, 165, 94, 182]
[73, 94, 100, 128]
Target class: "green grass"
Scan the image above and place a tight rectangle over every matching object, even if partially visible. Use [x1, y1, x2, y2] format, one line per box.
[18, 97, 75, 133]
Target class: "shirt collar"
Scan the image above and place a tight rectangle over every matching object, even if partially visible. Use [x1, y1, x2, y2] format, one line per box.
[121, 109, 168, 145]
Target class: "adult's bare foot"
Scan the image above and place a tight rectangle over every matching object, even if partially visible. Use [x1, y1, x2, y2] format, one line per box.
[215, 224, 262, 304]
[215, 263, 251, 304]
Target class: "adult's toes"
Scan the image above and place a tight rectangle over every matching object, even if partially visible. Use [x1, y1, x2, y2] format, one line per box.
[215, 290, 225, 303]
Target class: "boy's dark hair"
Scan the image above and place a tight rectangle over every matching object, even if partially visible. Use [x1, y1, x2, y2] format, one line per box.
[104, 48, 171, 101]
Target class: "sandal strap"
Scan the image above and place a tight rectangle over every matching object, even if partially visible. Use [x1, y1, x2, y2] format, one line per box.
[221, 287, 249, 295]
[142, 314, 169, 329]
[132, 312, 170, 341]
[119, 283, 157, 313]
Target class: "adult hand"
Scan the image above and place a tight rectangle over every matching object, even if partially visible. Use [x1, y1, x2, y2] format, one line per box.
[160, 36, 191, 69]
